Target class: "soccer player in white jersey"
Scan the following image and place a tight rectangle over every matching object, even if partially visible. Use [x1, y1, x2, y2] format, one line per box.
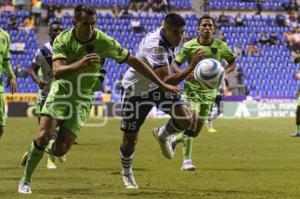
[120, 13, 203, 189]
[24, 21, 63, 169]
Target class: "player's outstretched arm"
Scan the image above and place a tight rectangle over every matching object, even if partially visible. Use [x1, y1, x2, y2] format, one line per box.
[124, 55, 181, 94]
[53, 53, 101, 79]
[164, 51, 204, 85]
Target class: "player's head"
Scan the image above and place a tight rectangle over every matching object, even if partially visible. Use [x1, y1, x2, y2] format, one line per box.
[198, 15, 216, 40]
[49, 20, 62, 43]
[73, 5, 97, 42]
[162, 13, 186, 47]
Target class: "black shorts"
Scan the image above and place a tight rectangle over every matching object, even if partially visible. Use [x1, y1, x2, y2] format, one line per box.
[120, 88, 186, 133]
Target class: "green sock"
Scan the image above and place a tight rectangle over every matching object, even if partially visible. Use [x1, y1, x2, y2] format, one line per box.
[175, 132, 184, 143]
[182, 134, 193, 161]
[297, 125, 300, 132]
[21, 141, 45, 183]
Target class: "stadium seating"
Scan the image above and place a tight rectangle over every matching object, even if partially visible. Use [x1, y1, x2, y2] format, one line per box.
[41, 0, 192, 10]
[209, 0, 290, 10]
[4, 6, 299, 98]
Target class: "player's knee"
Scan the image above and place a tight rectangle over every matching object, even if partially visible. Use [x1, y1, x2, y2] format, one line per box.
[123, 133, 138, 148]
[35, 135, 51, 147]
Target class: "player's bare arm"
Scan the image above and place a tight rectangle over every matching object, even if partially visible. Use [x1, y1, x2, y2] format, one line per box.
[165, 51, 204, 85]
[3, 60, 16, 94]
[53, 53, 101, 79]
[29, 63, 49, 89]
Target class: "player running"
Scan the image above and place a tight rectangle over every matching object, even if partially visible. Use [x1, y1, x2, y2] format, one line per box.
[170, 15, 236, 170]
[18, 5, 180, 194]
[21, 20, 64, 169]
[0, 28, 17, 141]
[119, 13, 203, 189]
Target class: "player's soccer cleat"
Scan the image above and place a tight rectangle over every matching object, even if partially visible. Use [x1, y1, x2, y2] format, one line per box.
[46, 157, 57, 169]
[208, 127, 217, 133]
[20, 151, 28, 167]
[153, 128, 175, 159]
[18, 180, 32, 194]
[291, 131, 300, 137]
[181, 160, 196, 171]
[122, 172, 138, 189]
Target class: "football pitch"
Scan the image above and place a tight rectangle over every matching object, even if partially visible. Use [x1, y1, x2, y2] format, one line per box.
[1, 117, 300, 199]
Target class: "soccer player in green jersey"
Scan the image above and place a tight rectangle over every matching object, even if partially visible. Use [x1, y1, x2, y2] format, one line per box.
[18, 5, 180, 194]
[0, 28, 17, 141]
[171, 15, 236, 170]
[292, 86, 300, 137]
[26, 20, 63, 169]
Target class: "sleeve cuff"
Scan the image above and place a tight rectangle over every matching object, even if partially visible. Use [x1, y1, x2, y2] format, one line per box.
[119, 51, 130, 64]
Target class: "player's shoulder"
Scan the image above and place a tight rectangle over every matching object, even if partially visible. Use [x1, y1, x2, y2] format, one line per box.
[0, 28, 10, 40]
[183, 38, 198, 47]
[94, 29, 113, 41]
[213, 38, 228, 46]
[40, 42, 52, 55]
[144, 29, 162, 46]
[55, 29, 73, 41]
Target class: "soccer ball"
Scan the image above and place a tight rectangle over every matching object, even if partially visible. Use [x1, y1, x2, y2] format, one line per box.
[193, 58, 225, 89]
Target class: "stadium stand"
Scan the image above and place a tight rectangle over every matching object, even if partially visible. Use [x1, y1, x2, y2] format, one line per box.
[2, 0, 300, 98]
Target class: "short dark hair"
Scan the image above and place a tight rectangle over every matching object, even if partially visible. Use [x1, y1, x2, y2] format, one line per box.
[198, 14, 216, 27]
[74, 5, 97, 21]
[164, 13, 186, 27]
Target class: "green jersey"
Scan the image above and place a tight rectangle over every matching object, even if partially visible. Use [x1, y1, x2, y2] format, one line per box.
[52, 28, 129, 96]
[175, 38, 235, 91]
[0, 28, 13, 92]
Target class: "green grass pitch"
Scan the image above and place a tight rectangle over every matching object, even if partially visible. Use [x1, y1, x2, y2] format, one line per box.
[0, 117, 300, 199]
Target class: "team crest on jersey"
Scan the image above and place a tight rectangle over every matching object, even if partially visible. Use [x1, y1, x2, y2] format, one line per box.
[117, 47, 124, 56]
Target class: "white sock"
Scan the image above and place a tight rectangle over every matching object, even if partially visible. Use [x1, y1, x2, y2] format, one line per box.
[158, 126, 170, 140]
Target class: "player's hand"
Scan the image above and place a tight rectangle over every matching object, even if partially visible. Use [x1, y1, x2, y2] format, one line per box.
[81, 53, 101, 67]
[8, 76, 16, 94]
[190, 50, 205, 69]
[38, 80, 49, 89]
[161, 83, 181, 95]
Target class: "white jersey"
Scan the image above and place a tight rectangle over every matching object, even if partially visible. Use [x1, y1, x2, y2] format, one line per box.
[122, 28, 179, 96]
[32, 42, 53, 98]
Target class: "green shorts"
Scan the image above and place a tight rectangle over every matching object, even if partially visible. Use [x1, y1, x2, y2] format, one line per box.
[297, 93, 300, 106]
[41, 88, 93, 137]
[183, 89, 217, 122]
[0, 93, 6, 126]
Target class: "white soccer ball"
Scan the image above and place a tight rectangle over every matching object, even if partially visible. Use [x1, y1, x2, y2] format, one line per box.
[193, 58, 225, 89]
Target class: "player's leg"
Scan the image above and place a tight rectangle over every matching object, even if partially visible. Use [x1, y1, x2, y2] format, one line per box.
[180, 90, 217, 170]
[292, 105, 300, 137]
[18, 115, 58, 194]
[207, 104, 217, 133]
[48, 101, 92, 157]
[0, 127, 3, 140]
[0, 93, 6, 140]
[120, 93, 153, 189]
[180, 110, 204, 170]
[153, 89, 191, 158]
[207, 94, 222, 133]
